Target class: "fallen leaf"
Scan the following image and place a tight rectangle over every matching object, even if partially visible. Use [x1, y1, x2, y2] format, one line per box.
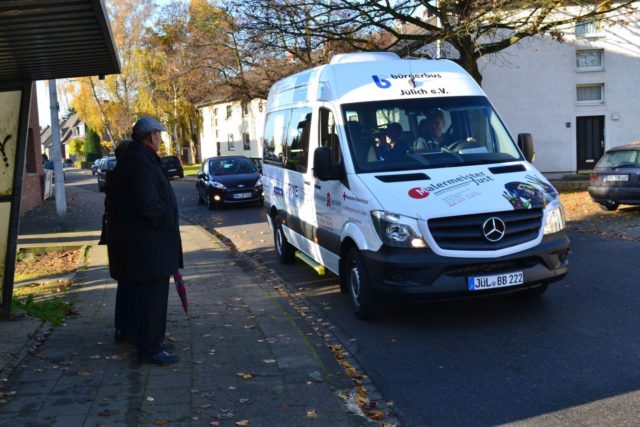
[262, 359, 276, 364]
[306, 409, 318, 419]
[237, 372, 253, 380]
[153, 420, 169, 425]
[98, 409, 119, 417]
[146, 396, 155, 402]
[78, 371, 91, 376]
[236, 420, 250, 426]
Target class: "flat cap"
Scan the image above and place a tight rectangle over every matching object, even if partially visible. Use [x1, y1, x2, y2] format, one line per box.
[133, 116, 166, 134]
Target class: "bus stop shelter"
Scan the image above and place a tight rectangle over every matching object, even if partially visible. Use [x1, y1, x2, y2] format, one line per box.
[0, 0, 120, 318]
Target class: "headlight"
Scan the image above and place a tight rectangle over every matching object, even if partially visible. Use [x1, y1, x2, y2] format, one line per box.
[254, 178, 262, 187]
[210, 180, 226, 190]
[371, 211, 427, 248]
[543, 203, 566, 235]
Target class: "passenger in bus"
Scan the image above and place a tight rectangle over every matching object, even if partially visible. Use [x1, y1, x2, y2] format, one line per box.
[369, 122, 409, 162]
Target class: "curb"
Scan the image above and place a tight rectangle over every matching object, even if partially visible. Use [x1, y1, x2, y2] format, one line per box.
[1, 244, 90, 384]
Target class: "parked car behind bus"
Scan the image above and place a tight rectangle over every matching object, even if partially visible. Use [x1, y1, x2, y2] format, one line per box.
[588, 141, 640, 211]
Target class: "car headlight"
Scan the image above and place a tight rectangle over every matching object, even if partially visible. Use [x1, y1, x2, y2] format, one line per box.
[371, 211, 427, 248]
[210, 180, 226, 190]
[543, 203, 566, 235]
[254, 178, 262, 188]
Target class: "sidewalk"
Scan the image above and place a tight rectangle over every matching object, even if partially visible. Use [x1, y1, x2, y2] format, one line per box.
[0, 172, 367, 426]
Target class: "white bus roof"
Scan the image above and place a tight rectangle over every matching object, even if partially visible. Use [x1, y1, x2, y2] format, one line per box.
[266, 53, 485, 111]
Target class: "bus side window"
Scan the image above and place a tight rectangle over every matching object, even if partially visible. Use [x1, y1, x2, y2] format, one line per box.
[319, 108, 342, 166]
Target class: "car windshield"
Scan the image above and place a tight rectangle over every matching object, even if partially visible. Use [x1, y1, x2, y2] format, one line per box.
[596, 150, 640, 168]
[209, 158, 256, 175]
[160, 157, 179, 165]
[342, 96, 522, 173]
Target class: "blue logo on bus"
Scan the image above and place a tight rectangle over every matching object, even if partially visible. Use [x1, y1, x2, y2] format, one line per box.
[372, 75, 391, 89]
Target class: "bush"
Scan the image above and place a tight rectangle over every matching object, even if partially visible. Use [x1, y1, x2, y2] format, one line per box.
[77, 161, 93, 169]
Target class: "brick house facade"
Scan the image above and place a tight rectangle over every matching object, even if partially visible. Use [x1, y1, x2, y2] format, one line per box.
[20, 83, 44, 214]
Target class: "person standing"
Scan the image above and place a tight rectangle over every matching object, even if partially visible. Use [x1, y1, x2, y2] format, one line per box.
[106, 116, 183, 365]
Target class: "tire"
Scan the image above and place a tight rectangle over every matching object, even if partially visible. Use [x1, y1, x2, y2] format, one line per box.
[197, 190, 204, 205]
[514, 283, 548, 298]
[599, 201, 619, 211]
[207, 192, 216, 210]
[98, 182, 104, 192]
[345, 247, 379, 320]
[274, 216, 295, 264]
[179, 172, 184, 178]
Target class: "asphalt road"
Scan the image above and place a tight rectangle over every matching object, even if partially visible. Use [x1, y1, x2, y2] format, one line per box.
[78, 171, 640, 426]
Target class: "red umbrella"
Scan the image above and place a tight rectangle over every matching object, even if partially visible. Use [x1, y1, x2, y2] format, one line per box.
[173, 271, 188, 316]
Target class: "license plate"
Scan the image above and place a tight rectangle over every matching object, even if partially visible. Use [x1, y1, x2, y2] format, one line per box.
[603, 174, 629, 182]
[233, 192, 252, 199]
[468, 271, 524, 291]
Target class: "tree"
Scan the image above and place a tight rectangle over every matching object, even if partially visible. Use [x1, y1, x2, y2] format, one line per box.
[60, 0, 156, 144]
[232, 0, 639, 84]
[67, 138, 86, 158]
[85, 128, 102, 162]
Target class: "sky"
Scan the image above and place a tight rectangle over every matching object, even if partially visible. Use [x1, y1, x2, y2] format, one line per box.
[36, 81, 71, 129]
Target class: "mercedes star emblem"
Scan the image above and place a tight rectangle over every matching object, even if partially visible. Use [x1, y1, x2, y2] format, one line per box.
[482, 217, 506, 242]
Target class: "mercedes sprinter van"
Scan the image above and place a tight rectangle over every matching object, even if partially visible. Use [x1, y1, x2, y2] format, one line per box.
[261, 52, 569, 319]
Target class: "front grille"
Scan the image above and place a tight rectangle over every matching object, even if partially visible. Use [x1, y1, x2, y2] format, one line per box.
[428, 209, 543, 251]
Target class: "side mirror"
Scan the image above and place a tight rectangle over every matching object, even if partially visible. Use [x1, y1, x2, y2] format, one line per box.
[517, 133, 535, 163]
[313, 146, 338, 181]
[197, 173, 207, 180]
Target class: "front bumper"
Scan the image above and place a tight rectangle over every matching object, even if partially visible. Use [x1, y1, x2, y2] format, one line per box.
[360, 232, 570, 299]
[588, 185, 640, 205]
[209, 187, 264, 204]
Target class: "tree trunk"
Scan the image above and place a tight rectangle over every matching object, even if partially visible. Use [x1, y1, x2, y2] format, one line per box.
[172, 84, 180, 157]
[87, 77, 116, 147]
[456, 36, 483, 86]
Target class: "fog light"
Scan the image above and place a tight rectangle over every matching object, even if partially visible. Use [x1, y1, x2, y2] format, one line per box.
[214, 195, 221, 201]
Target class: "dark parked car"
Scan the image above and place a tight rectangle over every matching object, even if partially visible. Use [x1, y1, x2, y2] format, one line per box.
[588, 141, 640, 211]
[160, 155, 184, 179]
[96, 156, 116, 192]
[91, 158, 104, 175]
[196, 156, 263, 209]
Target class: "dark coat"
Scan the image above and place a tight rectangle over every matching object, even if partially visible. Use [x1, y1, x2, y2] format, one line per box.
[106, 140, 183, 281]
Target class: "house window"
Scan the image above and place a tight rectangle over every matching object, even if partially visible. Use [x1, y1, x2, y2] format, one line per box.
[226, 105, 232, 119]
[576, 20, 602, 38]
[258, 101, 264, 112]
[213, 108, 218, 117]
[228, 134, 235, 151]
[577, 84, 604, 104]
[576, 50, 603, 71]
[241, 101, 249, 116]
[243, 132, 251, 150]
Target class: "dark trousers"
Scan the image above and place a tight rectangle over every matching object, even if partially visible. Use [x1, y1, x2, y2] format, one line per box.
[114, 281, 137, 341]
[127, 277, 170, 356]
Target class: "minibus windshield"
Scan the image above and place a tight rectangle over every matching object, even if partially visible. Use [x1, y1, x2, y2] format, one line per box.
[342, 96, 522, 173]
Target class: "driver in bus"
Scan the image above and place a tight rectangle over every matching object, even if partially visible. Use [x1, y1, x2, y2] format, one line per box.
[413, 109, 449, 151]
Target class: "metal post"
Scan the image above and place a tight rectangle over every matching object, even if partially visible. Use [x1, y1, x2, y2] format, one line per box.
[48, 80, 67, 223]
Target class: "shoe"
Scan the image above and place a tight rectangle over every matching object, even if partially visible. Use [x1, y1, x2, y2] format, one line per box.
[139, 351, 179, 365]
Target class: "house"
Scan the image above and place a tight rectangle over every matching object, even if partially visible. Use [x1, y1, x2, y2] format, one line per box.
[197, 98, 266, 162]
[40, 113, 87, 162]
[21, 84, 45, 214]
[479, 16, 640, 175]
